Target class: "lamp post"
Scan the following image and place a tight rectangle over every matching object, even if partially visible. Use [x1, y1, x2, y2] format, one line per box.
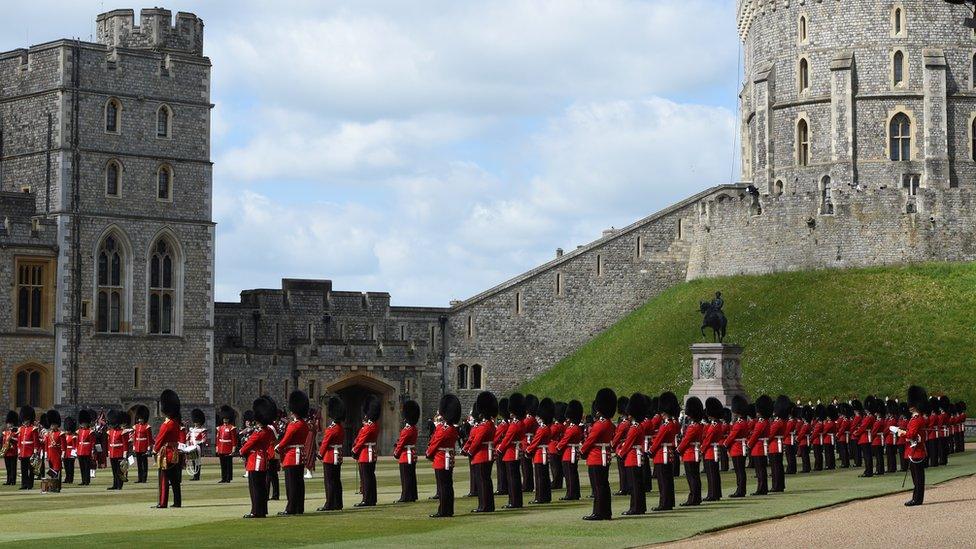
[945, 0, 976, 28]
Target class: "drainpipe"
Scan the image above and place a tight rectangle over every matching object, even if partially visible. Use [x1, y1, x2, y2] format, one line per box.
[438, 315, 448, 396]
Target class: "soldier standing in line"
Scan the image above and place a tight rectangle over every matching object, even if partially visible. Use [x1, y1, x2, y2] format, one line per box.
[316, 397, 346, 512]
[555, 399, 584, 501]
[132, 405, 153, 483]
[611, 395, 631, 497]
[498, 393, 525, 509]
[466, 391, 498, 513]
[579, 388, 616, 520]
[769, 396, 790, 492]
[215, 405, 238, 483]
[678, 396, 705, 506]
[106, 410, 128, 490]
[521, 394, 539, 493]
[549, 402, 566, 491]
[275, 390, 311, 516]
[649, 392, 680, 511]
[748, 395, 773, 496]
[242, 397, 277, 519]
[153, 389, 183, 508]
[526, 398, 554, 505]
[618, 393, 647, 515]
[352, 395, 381, 507]
[722, 396, 750, 498]
[393, 400, 420, 503]
[62, 417, 77, 485]
[492, 398, 509, 496]
[701, 397, 724, 501]
[42, 410, 64, 493]
[17, 406, 38, 490]
[427, 394, 461, 518]
[75, 411, 95, 486]
[3, 411, 18, 485]
[900, 386, 929, 506]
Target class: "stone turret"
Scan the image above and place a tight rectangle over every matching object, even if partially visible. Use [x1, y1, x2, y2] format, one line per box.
[96, 8, 203, 55]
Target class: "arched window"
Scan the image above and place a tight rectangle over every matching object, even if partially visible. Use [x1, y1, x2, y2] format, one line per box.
[799, 16, 807, 43]
[457, 364, 468, 389]
[14, 365, 47, 408]
[893, 50, 905, 86]
[148, 238, 177, 335]
[157, 165, 172, 201]
[105, 98, 121, 133]
[799, 58, 810, 93]
[471, 364, 483, 390]
[797, 119, 810, 166]
[157, 105, 171, 138]
[97, 234, 126, 333]
[892, 6, 906, 37]
[890, 113, 911, 161]
[106, 160, 122, 197]
[820, 176, 834, 215]
[774, 180, 784, 196]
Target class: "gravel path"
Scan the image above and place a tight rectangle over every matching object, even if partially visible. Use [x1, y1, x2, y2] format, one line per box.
[663, 472, 976, 548]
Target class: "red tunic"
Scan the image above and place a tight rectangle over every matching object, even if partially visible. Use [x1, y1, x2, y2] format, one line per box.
[276, 419, 311, 467]
[215, 424, 237, 456]
[723, 419, 751, 457]
[2, 428, 16, 458]
[45, 430, 65, 471]
[17, 425, 38, 459]
[76, 428, 95, 457]
[612, 419, 630, 455]
[63, 433, 77, 459]
[767, 419, 786, 454]
[677, 421, 704, 462]
[492, 420, 509, 455]
[525, 423, 551, 464]
[870, 416, 884, 447]
[747, 418, 770, 457]
[523, 415, 538, 448]
[426, 424, 458, 470]
[649, 418, 680, 465]
[579, 417, 614, 466]
[498, 418, 524, 462]
[106, 428, 128, 459]
[393, 424, 419, 464]
[822, 419, 836, 446]
[556, 423, 583, 462]
[464, 421, 495, 465]
[903, 414, 927, 462]
[617, 421, 645, 466]
[701, 421, 723, 460]
[153, 418, 181, 466]
[241, 426, 275, 472]
[132, 423, 153, 454]
[318, 422, 345, 465]
[548, 421, 564, 458]
[809, 420, 823, 446]
[352, 421, 379, 463]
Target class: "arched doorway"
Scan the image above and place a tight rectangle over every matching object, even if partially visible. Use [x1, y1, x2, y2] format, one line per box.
[325, 374, 397, 455]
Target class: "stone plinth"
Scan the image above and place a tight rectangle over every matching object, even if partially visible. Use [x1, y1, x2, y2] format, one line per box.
[685, 343, 747, 407]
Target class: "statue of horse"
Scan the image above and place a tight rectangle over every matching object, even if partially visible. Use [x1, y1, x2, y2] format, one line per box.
[699, 301, 727, 343]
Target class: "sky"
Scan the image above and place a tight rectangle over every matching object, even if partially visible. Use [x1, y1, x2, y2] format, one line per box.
[2, 0, 742, 306]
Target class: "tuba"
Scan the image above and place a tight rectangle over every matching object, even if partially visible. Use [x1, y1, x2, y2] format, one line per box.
[29, 453, 42, 477]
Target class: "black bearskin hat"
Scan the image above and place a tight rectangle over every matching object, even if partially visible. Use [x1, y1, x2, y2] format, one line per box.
[815, 404, 826, 421]
[939, 395, 950, 413]
[159, 389, 181, 419]
[684, 396, 705, 422]
[659, 391, 680, 418]
[900, 402, 910, 418]
[191, 408, 206, 426]
[747, 404, 757, 419]
[705, 397, 724, 420]
[362, 394, 382, 422]
[838, 403, 852, 417]
[567, 400, 584, 423]
[525, 394, 540, 416]
[402, 400, 421, 426]
[439, 394, 462, 425]
[907, 385, 928, 413]
[77, 409, 92, 425]
[509, 393, 527, 419]
[886, 399, 899, 416]
[622, 393, 643, 422]
[803, 406, 814, 422]
[39, 411, 50, 429]
[253, 397, 278, 426]
[474, 391, 498, 420]
[243, 409, 255, 423]
[134, 404, 151, 423]
[5, 410, 18, 425]
[648, 396, 659, 416]
[538, 398, 555, 424]
[498, 397, 509, 419]
[288, 390, 311, 419]
[755, 395, 774, 419]
[730, 395, 749, 416]
[108, 409, 123, 427]
[219, 405, 236, 424]
[555, 401, 567, 423]
[723, 408, 732, 423]
[827, 404, 838, 420]
[851, 399, 863, 412]
[64, 416, 77, 432]
[774, 395, 791, 420]
[617, 395, 630, 416]
[46, 409, 61, 427]
[327, 397, 346, 422]
[594, 388, 617, 418]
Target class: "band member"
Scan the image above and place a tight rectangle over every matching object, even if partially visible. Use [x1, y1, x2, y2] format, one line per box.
[722, 395, 750, 498]
[76, 411, 95, 486]
[497, 393, 525, 509]
[769, 395, 790, 493]
[128, 405, 151, 484]
[579, 388, 615, 520]
[187, 409, 208, 481]
[493, 398, 509, 496]
[17, 406, 38, 490]
[521, 394, 539, 493]
[394, 400, 420, 503]
[242, 397, 277, 518]
[216, 405, 238, 483]
[466, 391, 497, 513]
[550, 402, 566, 490]
[678, 396, 705, 506]
[317, 397, 345, 512]
[153, 389, 183, 508]
[648, 391, 680, 511]
[42, 410, 64, 493]
[352, 394, 381, 507]
[618, 393, 647, 515]
[526, 397, 554, 504]
[611, 395, 631, 497]
[106, 410, 128, 490]
[427, 394, 461, 518]
[62, 417, 77, 484]
[901, 386, 929, 506]
[701, 397, 724, 501]
[556, 399, 584, 501]
[275, 390, 311, 516]
[3, 411, 17, 485]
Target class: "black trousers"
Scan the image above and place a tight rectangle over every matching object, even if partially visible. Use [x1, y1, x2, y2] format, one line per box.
[719, 446, 730, 472]
[753, 455, 768, 495]
[731, 456, 746, 496]
[874, 446, 885, 475]
[63, 458, 75, 483]
[533, 462, 551, 503]
[813, 444, 823, 471]
[800, 446, 811, 473]
[825, 443, 836, 469]
[562, 461, 580, 500]
[940, 438, 949, 465]
[909, 459, 925, 504]
[588, 464, 611, 519]
[79, 456, 92, 485]
[838, 441, 850, 468]
[770, 452, 785, 492]
[886, 445, 897, 473]
[399, 462, 418, 502]
[616, 458, 630, 494]
[19, 458, 33, 489]
[504, 460, 523, 508]
[785, 445, 797, 474]
[495, 459, 507, 494]
[851, 440, 862, 467]
[323, 463, 343, 510]
[158, 464, 182, 507]
[248, 470, 269, 517]
[683, 461, 701, 505]
[219, 455, 233, 483]
[468, 462, 477, 496]
[654, 462, 675, 510]
[521, 456, 534, 491]
[860, 444, 873, 476]
[899, 446, 908, 472]
[283, 465, 305, 514]
[110, 458, 124, 489]
[4, 455, 16, 484]
[627, 465, 646, 514]
[927, 440, 938, 468]
[267, 460, 280, 499]
[641, 461, 653, 491]
[435, 468, 454, 516]
[704, 459, 721, 500]
[474, 462, 495, 511]
[550, 458, 563, 489]
[133, 452, 148, 483]
[359, 462, 377, 505]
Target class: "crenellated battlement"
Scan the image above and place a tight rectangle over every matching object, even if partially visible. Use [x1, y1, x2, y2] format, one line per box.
[95, 8, 203, 55]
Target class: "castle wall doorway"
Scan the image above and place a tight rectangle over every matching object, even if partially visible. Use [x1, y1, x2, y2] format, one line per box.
[325, 374, 397, 455]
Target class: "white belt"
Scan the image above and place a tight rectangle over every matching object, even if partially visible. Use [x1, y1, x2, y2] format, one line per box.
[218, 438, 232, 443]
[483, 441, 494, 462]
[692, 442, 701, 462]
[570, 444, 581, 464]
[286, 444, 303, 464]
[439, 447, 454, 471]
[366, 442, 375, 462]
[710, 442, 720, 459]
[109, 443, 124, 448]
[136, 437, 149, 442]
[790, 433, 796, 446]
[775, 436, 784, 453]
[818, 434, 823, 446]
[633, 445, 643, 467]
[662, 442, 673, 464]
[761, 438, 769, 456]
[405, 444, 416, 465]
[331, 444, 343, 464]
[737, 437, 748, 454]
[867, 431, 872, 443]
[643, 435, 652, 452]
[515, 441, 522, 461]
[597, 443, 612, 467]
[829, 434, 835, 445]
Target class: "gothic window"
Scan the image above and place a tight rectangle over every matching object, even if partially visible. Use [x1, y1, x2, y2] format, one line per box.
[14, 365, 46, 408]
[596, 254, 603, 276]
[555, 272, 563, 296]
[157, 105, 171, 138]
[148, 238, 178, 335]
[635, 235, 643, 258]
[889, 113, 911, 161]
[774, 180, 784, 196]
[892, 6, 906, 37]
[97, 234, 127, 333]
[820, 176, 834, 215]
[157, 165, 173, 201]
[514, 291, 522, 315]
[797, 119, 810, 166]
[466, 315, 474, 339]
[471, 364, 483, 390]
[105, 98, 122, 133]
[106, 160, 122, 197]
[16, 261, 47, 329]
[457, 364, 468, 389]
[798, 58, 810, 93]
[893, 50, 905, 87]
[798, 16, 808, 43]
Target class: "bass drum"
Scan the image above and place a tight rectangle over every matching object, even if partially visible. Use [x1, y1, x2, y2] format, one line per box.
[181, 443, 201, 477]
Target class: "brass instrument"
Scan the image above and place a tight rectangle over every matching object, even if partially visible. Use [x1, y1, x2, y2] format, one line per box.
[120, 457, 130, 482]
[0, 437, 10, 456]
[29, 453, 42, 477]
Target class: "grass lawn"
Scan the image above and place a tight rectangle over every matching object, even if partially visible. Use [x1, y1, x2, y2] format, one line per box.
[2, 451, 974, 548]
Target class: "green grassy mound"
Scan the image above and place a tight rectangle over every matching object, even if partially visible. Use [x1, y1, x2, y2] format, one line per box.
[521, 263, 976, 404]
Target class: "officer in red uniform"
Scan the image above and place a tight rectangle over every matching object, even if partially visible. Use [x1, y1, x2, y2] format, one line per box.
[153, 389, 183, 508]
[62, 416, 77, 484]
[611, 396, 631, 497]
[722, 395, 750, 497]
[242, 396, 277, 519]
[316, 397, 346, 512]
[394, 400, 421, 503]
[492, 398, 509, 496]
[275, 390, 311, 516]
[75, 410, 95, 486]
[521, 394, 539, 493]
[17, 406, 38, 490]
[701, 397, 724, 501]
[549, 402, 566, 491]
[579, 388, 616, 521]
[617, 393, 646, 515]
[216, 405, 238, 483]
[497, 393, 525, 509]
[105, 410, 128, 490]
[465, 392, 497, 513]
[129, 405, 152, 484]
[427, 393, 461, 518]
[678, 396, 705, 506]
[352, 394, 381, 507]
[555, 399, 584, 501]
[42, 410, 64, 492]
[769, 396, 790, 492]
[3, 411, 18, 485]
[900, 386, 929, 506]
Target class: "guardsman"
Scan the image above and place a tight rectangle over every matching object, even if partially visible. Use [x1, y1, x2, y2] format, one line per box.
[854, 397, 874, 477]
[897, 402, 910, 471]
[76, 411, 95, 486]
[265, 408, 282, 501]
[216, 405, 238, 483]
[43, 410, 64, 493]
[797, 406, 812, 473]
[492, 398, 509, 496]
[649, 391, 680, 511]
[153, 389, 183, 508]
[956, 402, 967, 453]
[748, 395, 773, 496]
[618, 393, 646, 515]
[130, 405, 152, 484]
[498, 393, 525, 509]
[769, 396, 790, 492]
[526, 398, 554, 505]
[722, 396, 750, 498]
[823, 404, 837, 470]
[427, 394, 461, 518]
[579, 388, 616, 521]
[938, 396, 951, 465]
[63, 417, 77, 484]
[870, 398, 885, 475]
[521, 394, 539, 493]
[900, 386, 929, 506]
[188, 409, 208, 481]
[550, 402, 566, 491]
[352, 394, 381, 507]
[3, 411, 17, 485]
[242, 397, 277, 519]
[106, 410, 128, 490]
[836, 404, 851, 468]
[556, 399, 584, 501]
[466, 391, 497, 513]
[784, 403, 799, 474]
[639, 397, 659, 492]
[849, 399, 864, 468]
[275, 390, 311, 516]
[611, 395, 631, 497]
[884, 400, 898, 473]
[701, 397, 724, 501]
[678, 396, 705, 506]
[394, 400, 421, 503]
[811, 404, 824, 471]
[720, 408, 732, 472]
[317, 397, 346, 512]
[17, 406, 38, 490]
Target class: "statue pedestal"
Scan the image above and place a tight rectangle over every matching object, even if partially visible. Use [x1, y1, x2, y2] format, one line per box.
[684, 343, 747, 407]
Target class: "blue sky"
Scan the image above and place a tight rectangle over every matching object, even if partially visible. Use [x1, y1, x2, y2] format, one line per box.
[3, 0, 741, 305]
